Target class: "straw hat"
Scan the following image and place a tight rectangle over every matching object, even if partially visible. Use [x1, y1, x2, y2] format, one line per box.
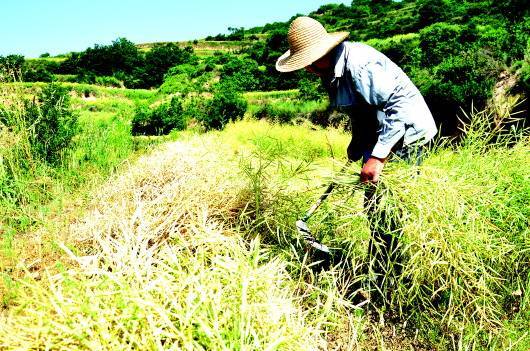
[276, 16, 349, 73]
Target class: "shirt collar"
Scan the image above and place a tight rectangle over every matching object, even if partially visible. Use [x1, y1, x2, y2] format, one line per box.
[332, 42, 347, 79]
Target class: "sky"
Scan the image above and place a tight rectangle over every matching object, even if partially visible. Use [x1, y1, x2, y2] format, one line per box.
[1, 0, 350, 58]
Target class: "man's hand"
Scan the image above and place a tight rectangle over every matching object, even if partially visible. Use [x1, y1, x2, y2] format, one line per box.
[361, 156, 386, 183]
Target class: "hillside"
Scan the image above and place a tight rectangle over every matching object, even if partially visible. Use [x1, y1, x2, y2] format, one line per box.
[12, 0, 525, 134]
[137, 40, 252, 57]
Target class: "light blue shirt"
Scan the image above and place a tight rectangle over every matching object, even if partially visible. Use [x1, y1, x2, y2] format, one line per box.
[327, 42, 437, 158]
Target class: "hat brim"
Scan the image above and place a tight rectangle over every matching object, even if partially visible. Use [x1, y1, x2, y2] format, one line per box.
[275, 32, 349, 73]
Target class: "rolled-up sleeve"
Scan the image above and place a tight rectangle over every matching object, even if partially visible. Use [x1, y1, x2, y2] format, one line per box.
[371, 110, 406, 159]
[351, 63, 406, 159]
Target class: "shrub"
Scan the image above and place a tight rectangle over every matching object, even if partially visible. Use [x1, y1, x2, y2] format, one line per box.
[422, 49, 502, 133]
[22, 59, 59, 82]
[201, 83, 247, 130]
[131, 96, 186, 136]
[158, 73, 194, 95]
[95, 75, 124, 88]
[20, 84, 78, 165]
[0, 55, 24, 82]
[220, 56, 262, 91]
[366, 33, 420, 66]
[297, 78, 325, 102]
[419, 22, 466, 66]
[22, 65, 54, 82]
[142, 44, 197, 87]
[416, 0, 452, 28]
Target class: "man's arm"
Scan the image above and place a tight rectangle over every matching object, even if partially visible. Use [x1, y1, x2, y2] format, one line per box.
[350, 64, 407, 182]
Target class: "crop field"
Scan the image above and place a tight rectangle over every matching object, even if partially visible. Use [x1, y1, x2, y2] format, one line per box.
[0, 78, 528, 350]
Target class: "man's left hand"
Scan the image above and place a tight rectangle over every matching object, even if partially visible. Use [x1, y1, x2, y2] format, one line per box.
[361, 157, 386, 183]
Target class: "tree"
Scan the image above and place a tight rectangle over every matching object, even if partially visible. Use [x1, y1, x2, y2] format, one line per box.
[417, 0, 451, 28]
[142, 44, 196, 87]
[201, 81, 247, 130]
[58, 38, 142, 84]
[227, 27, 245, 41]
[0, 55, 25, 81]
[220, 56, 262, 91]
[491, 0, 530, 22]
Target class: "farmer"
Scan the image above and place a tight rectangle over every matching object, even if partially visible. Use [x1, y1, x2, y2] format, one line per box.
[276, 17, 437, 296]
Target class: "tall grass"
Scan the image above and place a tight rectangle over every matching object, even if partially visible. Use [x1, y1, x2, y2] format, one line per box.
[0, 138, 358, 350]
[0, 81, 164, 304]
[1, 108, 528, 350]
[244, 90, 299, 104]
[248, 100, 328, 124]
[218, 114, 529, 349]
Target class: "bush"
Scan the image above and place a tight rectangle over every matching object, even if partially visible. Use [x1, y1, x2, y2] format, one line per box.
[419, 22, 466, 66]
[22, 65, 54, 82]
[0, 55, 24, 82]
[142, 44, 197, 87]
[159, 63, 212, 95]
[422, 50, 502, 133]
[22, 59, 59, 82]
[367, 33, 420, 66]
[416, 0, 452, 28]
[201, 83, 247, 130]
[220, 56, 262, 91]
[95, 75, 124, 88]
[297, 78, 325, 102]
[131, 96, 186, 136]
[23, 84, 79, 165]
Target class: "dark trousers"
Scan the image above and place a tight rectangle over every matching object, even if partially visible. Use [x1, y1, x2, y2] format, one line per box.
[363, 141, 425, 294]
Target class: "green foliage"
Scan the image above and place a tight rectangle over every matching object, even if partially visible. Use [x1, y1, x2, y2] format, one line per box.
[416, 49, 502, 133]
[419, 22, 467, 66]
[297, 77, 325, 102]
[366, 33, 420, 66]
[517, 59, 530, 92]
[22, 84, 79, 165]
[131, 96, 186, 136]
[22, 59, 59, 83]
[490, 0, 530, 21]
[95, 75, 123, 88]
[159, 63, 213, 95]
[250, 99, 328, 124]
[141, 44, 196, 87]
[416, 0, 452, 28]
[220, 56, 262, 91]
[205, 26, 246, 41]
[200, 82, 248, 130]
[0, 55, 25, 81]
[58, 38, 197, 89]
[435, 49, 501, 104]
[0, 82, 159, 234]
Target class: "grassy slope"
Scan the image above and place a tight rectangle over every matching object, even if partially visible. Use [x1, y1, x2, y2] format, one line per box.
[0, 83, 166, 300]
[1, 115, 528, 350]
[137, 40, 252, 57]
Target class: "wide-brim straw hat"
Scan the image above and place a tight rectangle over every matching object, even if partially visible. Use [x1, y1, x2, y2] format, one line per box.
[276, 16, 349, 73]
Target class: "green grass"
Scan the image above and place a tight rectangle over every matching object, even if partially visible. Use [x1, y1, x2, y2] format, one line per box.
[2, 82, 159, 101]
[137, 40, 253, 56]
[0, 82, 166, 278]
[247, 99, 329, 124]
[244, 89, 299, 103]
